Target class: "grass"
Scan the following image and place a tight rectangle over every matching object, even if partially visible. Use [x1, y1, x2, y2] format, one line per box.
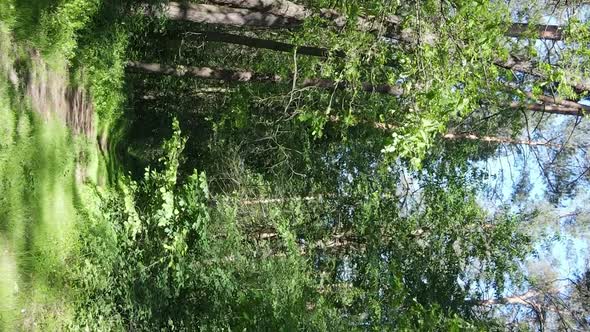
[0, 0, 129, 328]
[0, 29, 80, 329]
[2, 0, 101, 66]
[0, 0, 130, 184]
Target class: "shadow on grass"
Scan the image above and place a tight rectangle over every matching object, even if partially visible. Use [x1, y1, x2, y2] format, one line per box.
[0, 41, 86, 332]
[0, 0, 136, 328]
[12, 1, 55, 32]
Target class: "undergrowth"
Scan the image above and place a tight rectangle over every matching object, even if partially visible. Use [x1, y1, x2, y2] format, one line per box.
[1, 0, 129, 129]
[0, 42, 80, 331]
[1, 0, 101, 65]
[0, 0, 129, 329]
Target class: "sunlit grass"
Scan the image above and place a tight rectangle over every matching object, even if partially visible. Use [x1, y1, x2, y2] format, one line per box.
[0, 19, 99, 329]
[1, 0, 101, 68]
[0, 76, 77, 331]
[0, 0, 132, 328]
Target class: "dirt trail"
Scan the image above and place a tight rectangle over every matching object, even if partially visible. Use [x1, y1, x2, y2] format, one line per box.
[26, 52, 95, 137]
[2, 50, 98, 183]
[0, 26, 98, 331]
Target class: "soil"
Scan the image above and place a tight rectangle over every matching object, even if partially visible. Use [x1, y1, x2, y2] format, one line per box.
[26, 52, 94, 137]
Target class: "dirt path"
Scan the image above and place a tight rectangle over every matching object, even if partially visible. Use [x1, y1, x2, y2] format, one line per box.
[0, 47, 93, 330]
[9, 51, 98, 183]
[25, 51, 95, 138]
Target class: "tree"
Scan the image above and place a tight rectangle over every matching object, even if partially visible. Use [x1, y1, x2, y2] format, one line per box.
[108, 0, 590, 329]
[74, 119, 534, 329]
[130, 0, 590, 169]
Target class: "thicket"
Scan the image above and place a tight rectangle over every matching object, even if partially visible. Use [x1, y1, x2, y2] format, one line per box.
[69, 121, 530, 330]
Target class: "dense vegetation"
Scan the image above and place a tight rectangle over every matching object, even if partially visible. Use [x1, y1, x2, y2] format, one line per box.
[0, 0, 589, 330]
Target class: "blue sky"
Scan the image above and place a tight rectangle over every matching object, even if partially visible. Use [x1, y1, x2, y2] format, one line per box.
[477, 141, 589, 284]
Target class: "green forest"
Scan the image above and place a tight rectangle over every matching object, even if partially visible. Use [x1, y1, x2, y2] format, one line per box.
[0, 0, 589, 330]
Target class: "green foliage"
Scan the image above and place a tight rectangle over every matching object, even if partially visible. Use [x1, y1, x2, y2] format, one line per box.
[0, 29, 97, 329]
[1, 0, 569, 329]
[74, 23, 128, 130]
[67, 118, 532, 330]
[70, 121, 325, 330]
[2, 0, 101, 63]
[36, 0, 102, 61]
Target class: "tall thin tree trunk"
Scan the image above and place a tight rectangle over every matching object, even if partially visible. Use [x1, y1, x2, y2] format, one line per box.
[160, 2, 299, 27]
[153, 3, 588, 94]
[204, 0, 390, 34]
[500, 83, 590, 113]
[533, 94, 590, 112]
[137, 92, 559, 148]
[509, 102, 584, 117]
[240, 195, 324, 205]
[186, 31, 589, 97]
[495, 56, 590, 95]
[126, 61, 404, 96]
[126, 61, 284, 82]
[330, 115, 562, 146]
[161, 2, 564, 41]
[206, 0, 564, 40]
[469, 291, 539, 306]
[127, 61, 585, 117]
[506, 22, 563, 41]
[207, 0, 310, 20]
[187, 31, 340, 59]
[442, 133, 562, 148]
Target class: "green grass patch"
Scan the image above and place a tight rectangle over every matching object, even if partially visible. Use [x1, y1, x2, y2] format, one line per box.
[0, 3, 118, 326]
[0, 69, 79, 331]
[1, 0, 102, 67]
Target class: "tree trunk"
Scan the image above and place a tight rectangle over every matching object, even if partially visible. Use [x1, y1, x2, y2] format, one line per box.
[207, 0, 310, 20]
[206, 0, 564, 41]
[327, 115, 562, 146]
[364, 117, 561, 147]
[495, 56, 590, 95]
[126, 61, 404, 96]
[469, 291, 539, 306]
[162, 2, 564, 41]
[442, 133, 562, 148]
[503, 85, 590, 113]
[189, 31, 337, 58]
[161, 2, 299, 27]
[493, 55, 538, 74]
[155, 3, 588, 94]
[240, 195, 324, 205]
[506, 22, 563, 41]
[533, 94, 590, 112]
[205, 0, 390, 33]
[509, 101, 584, 117]
[188, 31, 587, 97]
[186, 29, 588, 96]
[126, 61, 283, 82]
[128, 61, 586, 118]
